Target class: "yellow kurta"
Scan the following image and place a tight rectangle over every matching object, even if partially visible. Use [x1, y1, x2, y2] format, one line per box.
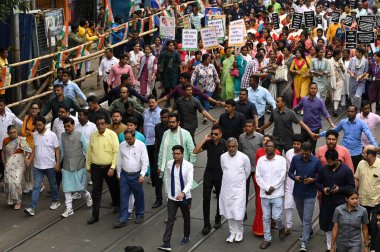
[0, 57, 11, 95]
[290, 58, 311, 99]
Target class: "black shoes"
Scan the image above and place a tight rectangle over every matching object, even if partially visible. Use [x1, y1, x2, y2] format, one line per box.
[202, 224, 212, 235]
[152, 200, 162, 209]
[113, 221, 127, 228]
[87, 217, 99, 224]
[214, 219, 222, 229]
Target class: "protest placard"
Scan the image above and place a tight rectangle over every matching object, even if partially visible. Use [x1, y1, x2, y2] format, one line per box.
[159, 16, 175, 40]
[345, 31, 357, 49]
[345, 16, 354, 27]
[292, 13, 303, 30]
[182, 29, 198, 51]
[358, 21, 374, 32]
[331, 11, 340, 23]
[200, 27, 219, 49]
[228, 23, 245, 47]
[272, 13, 280, 29]
[357, 32, 375, 44]
[360, 15, 376, 24]
[207, 18, 225, 43]
[304, 11, 315, 28]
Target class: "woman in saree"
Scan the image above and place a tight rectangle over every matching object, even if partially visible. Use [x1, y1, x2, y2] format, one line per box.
[235, 46, 252, 97]
[221, 47, 236, 100]
[21, 101, 41, 194]
[137, 45, 158, 97]
[280, 46, 295, 108]
[129, 42, 144, 90]
[2, 125, 32, 209]
[290, 48, 311, 107]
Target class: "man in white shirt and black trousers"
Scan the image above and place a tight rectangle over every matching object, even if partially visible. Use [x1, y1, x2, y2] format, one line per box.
[113, 129, 149, 228]
[158, 145, 194, 251]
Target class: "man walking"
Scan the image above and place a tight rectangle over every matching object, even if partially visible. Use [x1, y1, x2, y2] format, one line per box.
[293, 83, 335, 154]
[194, 125, 227, 235]
[113, 129, 149, 228]
[256, 139, 287, 249]
[318, 105, 378, 170]
[219, 138, 251, 243]
[158, 145, 194, 251]
[60, 117, 93, 218]
[86, 115, 119, 224]
[259, 96, 315, 154]
[24, 116, 61, 216]
[218, 99, 246, 141]
[284, 134, 304, 235]
[288, 142, 322, 251]
[239, 119, 263, 218]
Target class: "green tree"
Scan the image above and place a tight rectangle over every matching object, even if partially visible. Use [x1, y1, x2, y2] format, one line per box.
[0, 0, 29, 23]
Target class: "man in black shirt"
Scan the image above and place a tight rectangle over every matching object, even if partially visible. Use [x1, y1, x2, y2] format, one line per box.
[239, 0, 254, 16]
[86, 95, 111, 124]
[194, 125, 227, 235]
[122, 101, 144, 133]
[218, 99, 246, 141]
[152, 109, 170, 208]
[235, 88, 258, 125]
[230, 2, 245, 21]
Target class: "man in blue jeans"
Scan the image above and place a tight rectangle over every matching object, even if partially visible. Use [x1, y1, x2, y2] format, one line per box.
[113, 129, 149, 228]
[288, 142, 322, 251]
[24, 115, 61, 216]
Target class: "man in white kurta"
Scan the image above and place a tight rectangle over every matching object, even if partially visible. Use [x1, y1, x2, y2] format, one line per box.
[219, 138, 251, 243]
[256, 139, 287, 249]
[283, 134, 304, 233]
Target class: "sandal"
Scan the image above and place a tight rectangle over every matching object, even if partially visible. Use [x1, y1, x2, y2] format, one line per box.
[14, 203, 21, 210]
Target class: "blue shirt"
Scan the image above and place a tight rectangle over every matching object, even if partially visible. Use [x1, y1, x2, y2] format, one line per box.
[289, 155, 321, 199]
[143, 107, 161, 145]
[320, 118, 378, 156]
[111, 23, 123, 44]
[118, 131, 145, 144]
[294, 96, 330, 131]
[53, 80, 87, 102]
[247, 86, 276, 118]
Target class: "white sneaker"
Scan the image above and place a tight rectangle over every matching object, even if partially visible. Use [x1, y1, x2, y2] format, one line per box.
[88, 181, 93, 185]
[86, 198, 93, 207]
[72, 192, 82, 200]
[235, 233, 243, 242]
[24, 207, 35, 216]
[61, 208, 74, 218]
[50, 201, 61, 210]
[226, 233, 236, 243]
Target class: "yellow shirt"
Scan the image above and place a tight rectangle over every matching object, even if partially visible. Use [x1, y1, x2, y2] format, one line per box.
[355, 158, 380, 207]
[86, 128, 119, 170]
[77, 26, 98, 51]
[326, 23, 342, 43]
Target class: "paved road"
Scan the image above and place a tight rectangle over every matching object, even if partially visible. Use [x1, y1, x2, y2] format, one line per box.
[1, 101, 367, 252]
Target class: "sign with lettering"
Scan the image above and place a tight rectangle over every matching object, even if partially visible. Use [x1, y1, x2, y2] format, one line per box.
[331, 11, 340, 23]
[304, 11, 315, 28]
[228, 23, 245, 47]
[292, 13, 303, 30]
[345, 15, 354, 27]
[272, 13, 280, 29]
[357, 32, 375, 44]
[159, 16, 175, 40]
[377, 16, 380, 28]
[345, 30, 357, 48]
[207, 18, 225, 43]
[200, 27, 219, 49]
[182, 29, 198, 51]
[358, 20, 374, 32]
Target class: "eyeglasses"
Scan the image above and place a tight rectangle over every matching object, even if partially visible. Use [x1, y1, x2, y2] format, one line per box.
[210, 133, 219, 136]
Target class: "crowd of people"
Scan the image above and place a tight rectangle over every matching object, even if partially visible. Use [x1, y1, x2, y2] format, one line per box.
[2, 0, 380, 251]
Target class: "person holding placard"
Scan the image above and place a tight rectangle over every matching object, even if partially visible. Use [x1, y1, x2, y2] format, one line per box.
[235, 46, 253, 98]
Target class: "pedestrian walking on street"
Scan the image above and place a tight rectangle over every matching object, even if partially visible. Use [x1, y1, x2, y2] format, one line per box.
[24, 116, 61, 216]
[158, 145, 194, 251]
[114, 129, 149, 228]
[60, 117, 93, 218]
[220, 138, 251, 243]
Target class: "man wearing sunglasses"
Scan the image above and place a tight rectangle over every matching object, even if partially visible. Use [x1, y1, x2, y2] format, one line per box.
[194, 125, 227, 235]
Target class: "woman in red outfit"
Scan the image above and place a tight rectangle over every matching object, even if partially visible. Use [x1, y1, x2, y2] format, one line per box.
[252, 134, 281, 236]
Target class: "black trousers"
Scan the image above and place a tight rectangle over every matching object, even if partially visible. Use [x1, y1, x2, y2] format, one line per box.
[351, 154, 363, 172]
[258, 116, 265, 132]
[363, 203, 380, 237]
[276, 144, 292, 155]
[98, 81, 109, 105]
[301, 128, 320, 155]
[203, 173, 222, 225]
[163, 198, 192, 243]
[246, 172, 254, 207]
[148, 145, 162, 202]
[90, 164, 120, 218]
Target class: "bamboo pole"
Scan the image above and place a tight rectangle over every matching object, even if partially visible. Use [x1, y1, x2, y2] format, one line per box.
[8, 3, 194, 68]
[0, 71, 54, 91]
[8, 90, 53, 108]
